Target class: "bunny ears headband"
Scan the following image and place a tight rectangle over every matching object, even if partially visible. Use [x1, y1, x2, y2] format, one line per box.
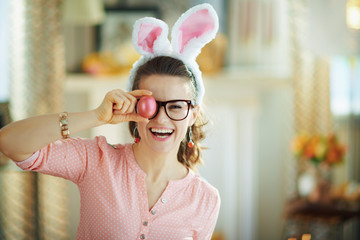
[127, 3, 219, 105]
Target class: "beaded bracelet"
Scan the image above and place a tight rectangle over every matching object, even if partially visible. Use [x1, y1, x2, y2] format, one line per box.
[59, 112, 70, 139]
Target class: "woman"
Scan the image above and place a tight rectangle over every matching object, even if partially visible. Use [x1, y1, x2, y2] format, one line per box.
[0, 4, 220, 240]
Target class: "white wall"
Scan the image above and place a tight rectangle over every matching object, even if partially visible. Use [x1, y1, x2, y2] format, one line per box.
[257, 86, 293, 240]
[200, 94, 260, 240]
[199, 77, 293, 240]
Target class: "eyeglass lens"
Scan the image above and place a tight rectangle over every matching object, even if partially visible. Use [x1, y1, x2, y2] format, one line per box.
[164, 101, 190, 120]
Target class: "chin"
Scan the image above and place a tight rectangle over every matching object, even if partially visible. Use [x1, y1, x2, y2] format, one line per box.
[145, 139, 180, 155]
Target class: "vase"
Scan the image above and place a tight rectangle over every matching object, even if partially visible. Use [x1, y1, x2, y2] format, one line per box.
[308, 163, 332, 204]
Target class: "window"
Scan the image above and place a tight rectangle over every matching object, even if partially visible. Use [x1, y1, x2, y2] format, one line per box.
[330, 56, 360, 181]
[0, 0, 10, 102]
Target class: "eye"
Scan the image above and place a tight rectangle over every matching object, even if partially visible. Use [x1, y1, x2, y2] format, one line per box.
[168, 104, 183, 110]
[167, 101, 186, 110]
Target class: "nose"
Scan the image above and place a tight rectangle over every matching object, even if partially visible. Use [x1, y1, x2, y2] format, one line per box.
[152, 105, 168, 122]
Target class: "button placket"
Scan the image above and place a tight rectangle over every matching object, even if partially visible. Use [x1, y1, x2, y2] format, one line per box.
[147, 185, 171, 219]
[137, 175, 150, 240]
[140, 218, 150, 240]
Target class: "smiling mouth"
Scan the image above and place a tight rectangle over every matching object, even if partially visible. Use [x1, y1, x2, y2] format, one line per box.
[150, 128, 174, 139]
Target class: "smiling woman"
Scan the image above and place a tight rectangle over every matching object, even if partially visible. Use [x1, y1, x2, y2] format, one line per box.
[129, 56, 207, 170]
[0, 3, 220, 239]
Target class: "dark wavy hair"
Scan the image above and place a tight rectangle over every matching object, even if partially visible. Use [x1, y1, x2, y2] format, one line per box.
[129, 56, 208, 170]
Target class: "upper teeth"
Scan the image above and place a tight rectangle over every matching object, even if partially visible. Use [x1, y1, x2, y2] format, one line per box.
[151, 128, 173, 133]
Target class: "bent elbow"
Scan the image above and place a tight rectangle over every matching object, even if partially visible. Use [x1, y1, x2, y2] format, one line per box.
[0, 128, 6, 154]
[0, 128, 10, 157]
[0, 128, 30, 162]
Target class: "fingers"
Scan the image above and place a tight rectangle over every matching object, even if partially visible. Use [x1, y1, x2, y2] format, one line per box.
[113, 92, 137, 114]
[112, 112, 148, 123]
[103, 89, 153, 124]
[129, 114, 149, 123]
[107, 90, 134, 114]
[110, 89, 152, 114]
[129, 89, 152, 98]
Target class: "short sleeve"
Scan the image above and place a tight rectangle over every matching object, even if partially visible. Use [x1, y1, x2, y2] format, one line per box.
[15, 136, 108, 184]
[195, 189, 221, 240]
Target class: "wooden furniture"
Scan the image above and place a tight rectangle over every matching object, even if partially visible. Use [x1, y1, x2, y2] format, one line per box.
[282, 198, 360, 240]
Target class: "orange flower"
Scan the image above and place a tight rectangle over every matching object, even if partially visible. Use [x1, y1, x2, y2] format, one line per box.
[291, 132, 346, 166]
[291, 133, 309, 156]
[303, 135, 321, 159]
[325, 148, 340, 164]
[315, 139, 327, 159]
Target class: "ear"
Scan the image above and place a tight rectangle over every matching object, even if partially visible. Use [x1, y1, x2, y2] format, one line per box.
[171, 3, 219, 60]
[132, 17, 171, 57]
[189, 105, 200, 127]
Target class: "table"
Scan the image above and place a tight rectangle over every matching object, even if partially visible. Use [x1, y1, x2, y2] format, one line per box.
[282, 198, 360, 240]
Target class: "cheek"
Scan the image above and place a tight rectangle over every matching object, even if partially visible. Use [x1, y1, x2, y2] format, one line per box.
[137, 122, 148, 136]
[175, 122, 190, 139]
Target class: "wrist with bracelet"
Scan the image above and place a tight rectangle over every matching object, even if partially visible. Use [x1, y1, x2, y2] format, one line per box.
[59, 112, 70, 139]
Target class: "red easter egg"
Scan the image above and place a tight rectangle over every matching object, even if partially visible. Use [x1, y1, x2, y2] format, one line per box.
[137, 95, 157, 118]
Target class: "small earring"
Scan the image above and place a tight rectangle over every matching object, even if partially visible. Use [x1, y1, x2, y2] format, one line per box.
[133, 125, 140, 143]
[188, 127, 194, 149]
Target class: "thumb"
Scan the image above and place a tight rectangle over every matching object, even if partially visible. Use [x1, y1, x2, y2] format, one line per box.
[122, 113, 149, 123]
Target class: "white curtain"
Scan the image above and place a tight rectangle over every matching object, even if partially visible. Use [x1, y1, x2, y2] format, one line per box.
[2, 0, 69, 239]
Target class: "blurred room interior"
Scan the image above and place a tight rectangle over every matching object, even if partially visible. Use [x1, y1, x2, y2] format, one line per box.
[0, 0, 359, 239]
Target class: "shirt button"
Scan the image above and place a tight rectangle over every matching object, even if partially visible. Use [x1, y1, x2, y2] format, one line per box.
[140, 234, 146, 239]
[151, 209, 157, 215]
[161, 198, 167, 203]
[143, 221, 148, 226]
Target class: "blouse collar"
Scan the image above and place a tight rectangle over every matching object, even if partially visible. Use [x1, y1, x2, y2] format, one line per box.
[124, 143, 194, 187]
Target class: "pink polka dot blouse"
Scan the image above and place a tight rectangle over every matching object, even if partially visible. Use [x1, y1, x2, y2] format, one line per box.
[15, 136, 220, 240]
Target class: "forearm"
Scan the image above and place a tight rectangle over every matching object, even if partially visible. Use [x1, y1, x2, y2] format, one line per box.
[0, 88, 151, 162]
[0, 110, 103, 162]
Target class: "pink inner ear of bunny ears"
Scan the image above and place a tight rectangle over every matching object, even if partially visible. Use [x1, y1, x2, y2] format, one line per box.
[138, 23, 163, 53]
[178, 9, 215, 54]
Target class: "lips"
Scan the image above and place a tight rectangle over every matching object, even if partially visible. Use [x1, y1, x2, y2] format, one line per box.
[150, 127, 174, 139]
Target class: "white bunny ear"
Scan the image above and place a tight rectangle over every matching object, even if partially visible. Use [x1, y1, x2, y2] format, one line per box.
[132, 17, 171, 57]
[171, 3, 219, 60]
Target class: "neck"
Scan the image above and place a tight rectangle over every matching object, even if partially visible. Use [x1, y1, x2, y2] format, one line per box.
[132, 142, 187, 183]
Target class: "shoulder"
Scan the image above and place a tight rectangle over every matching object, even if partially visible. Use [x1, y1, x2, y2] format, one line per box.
[79, 135, 124, 152]
[92, 136, 132, 161]
[63, 136, 128, 159]
[189, 171, 221, 204]
[185, 171, 221, 223]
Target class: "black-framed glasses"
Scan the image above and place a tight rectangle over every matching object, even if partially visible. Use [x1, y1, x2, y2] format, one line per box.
[136, 99, 194, 121]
